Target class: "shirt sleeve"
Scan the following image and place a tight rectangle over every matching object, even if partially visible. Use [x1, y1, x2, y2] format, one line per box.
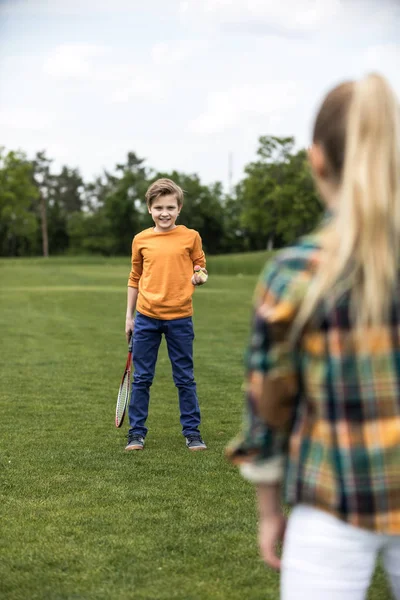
[191, 232, 206, 269]
[225, 257, 301, 483]
[127, 237, 143, 288]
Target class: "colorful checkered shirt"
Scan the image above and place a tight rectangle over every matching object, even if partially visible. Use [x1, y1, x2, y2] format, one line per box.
[227, 233, 400, 534]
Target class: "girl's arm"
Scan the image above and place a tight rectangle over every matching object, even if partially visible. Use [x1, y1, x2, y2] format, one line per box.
[256, 483, 286, 571]
[226, 257, 301, 569]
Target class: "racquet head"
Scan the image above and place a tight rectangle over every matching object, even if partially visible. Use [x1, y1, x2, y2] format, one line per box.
[115, 335, 133, 428]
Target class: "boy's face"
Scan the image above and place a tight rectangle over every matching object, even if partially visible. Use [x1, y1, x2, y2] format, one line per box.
[148, 194, 181, 232]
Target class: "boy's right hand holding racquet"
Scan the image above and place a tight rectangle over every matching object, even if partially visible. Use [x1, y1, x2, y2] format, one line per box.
[125, 317, 134, 343]
[192, 265, 208, 286]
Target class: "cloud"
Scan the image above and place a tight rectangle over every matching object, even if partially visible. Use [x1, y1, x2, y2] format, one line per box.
[0, 108, 54, 130]
[0, 0, 145, 16]
[40, 40, 205, 103]
[362, 43, 400, 85]
[108, 76, 163, 104]
[188, 81, 299, 134]
[151, 40, 206, 67]
[41, 44, 166, 103]
[179, 0, 341, 34]
[43, 44, 109, 79]
[179, 0, 400, 37]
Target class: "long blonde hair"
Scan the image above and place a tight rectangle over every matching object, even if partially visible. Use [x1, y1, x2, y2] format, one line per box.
[295, 73, 400, 333]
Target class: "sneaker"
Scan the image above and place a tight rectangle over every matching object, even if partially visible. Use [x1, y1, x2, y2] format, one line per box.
[125, 434, 145, 451]
[185, 434, 207, 451]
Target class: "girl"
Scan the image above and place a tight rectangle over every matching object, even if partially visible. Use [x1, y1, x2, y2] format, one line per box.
[227, 73, 400, 599]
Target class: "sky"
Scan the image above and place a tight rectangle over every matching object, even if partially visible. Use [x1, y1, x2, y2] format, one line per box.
[0, 0, 399, 190]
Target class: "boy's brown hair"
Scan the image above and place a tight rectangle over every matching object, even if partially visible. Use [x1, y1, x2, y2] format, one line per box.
[145, 178, 184, 208]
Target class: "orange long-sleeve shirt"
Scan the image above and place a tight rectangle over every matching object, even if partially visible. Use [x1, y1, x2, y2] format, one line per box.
[128, 225, 206, 320]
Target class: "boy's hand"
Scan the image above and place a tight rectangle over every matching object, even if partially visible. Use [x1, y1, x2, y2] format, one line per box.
[125, 318, 134, 343]
[192, 266, 208, 286]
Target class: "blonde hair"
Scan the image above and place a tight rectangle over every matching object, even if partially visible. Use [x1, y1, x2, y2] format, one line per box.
[145, 178, 184, 208]
[295, 73, 400, 334]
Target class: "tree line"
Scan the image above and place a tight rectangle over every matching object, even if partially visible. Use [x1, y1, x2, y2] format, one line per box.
[0, 136, 323, 258]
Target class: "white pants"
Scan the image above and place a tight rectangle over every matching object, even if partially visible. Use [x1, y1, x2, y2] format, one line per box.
[281, 505, 400, 600]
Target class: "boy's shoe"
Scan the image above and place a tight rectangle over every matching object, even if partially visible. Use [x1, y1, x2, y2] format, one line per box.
[185, 434, 207, 451]
[125, 434, 145, 451]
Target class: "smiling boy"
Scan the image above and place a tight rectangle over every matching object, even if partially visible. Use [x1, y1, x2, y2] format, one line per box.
[124, 178, 208, 452]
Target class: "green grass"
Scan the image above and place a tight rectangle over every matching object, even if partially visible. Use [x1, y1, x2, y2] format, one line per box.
[0, 255, 393, 600]
[0, 249, 272, 275]
[206, 251, 273, 275]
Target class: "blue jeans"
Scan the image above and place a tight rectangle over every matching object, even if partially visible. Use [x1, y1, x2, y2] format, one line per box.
[128, 312, 201, 437]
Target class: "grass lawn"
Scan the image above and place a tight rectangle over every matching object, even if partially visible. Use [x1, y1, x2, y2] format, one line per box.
[0, 257, 393, 600]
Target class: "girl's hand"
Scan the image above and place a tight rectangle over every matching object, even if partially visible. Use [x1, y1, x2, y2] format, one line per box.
[256, 483, 285, 570]
[258, 512, 287, 571]
[191, 266, 208, 286]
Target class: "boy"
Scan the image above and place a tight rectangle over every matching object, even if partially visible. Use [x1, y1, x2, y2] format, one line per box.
[124, 178, 208, 452]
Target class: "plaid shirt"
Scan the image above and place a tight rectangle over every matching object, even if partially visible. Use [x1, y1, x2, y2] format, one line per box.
[227, 233, 400, 534]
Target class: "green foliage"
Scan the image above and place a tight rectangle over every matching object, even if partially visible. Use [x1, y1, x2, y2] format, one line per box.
[0, 149, 39, 256]
[239, 136, 323, 249]
[67, 211, 115, 255]
[48, 165, 85, 254]
[218, 194, 248, 253]
[102, 152, 149, 254]
[32, 151, 85, 256]
[0, 136, 324, 257]
[70, 152, 150, 256]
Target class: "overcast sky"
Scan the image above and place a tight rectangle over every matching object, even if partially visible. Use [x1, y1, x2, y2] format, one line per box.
[1, 0, 399, 190]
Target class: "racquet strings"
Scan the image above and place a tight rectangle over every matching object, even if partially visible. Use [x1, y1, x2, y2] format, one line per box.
[116, 370, 130, 427]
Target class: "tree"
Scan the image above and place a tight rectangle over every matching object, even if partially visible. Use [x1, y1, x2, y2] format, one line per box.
[48, 166, 84, 254]
[0, 149, 39, 257]
[0, 136, 324, 257]
[31, 151, 52, 257]
[31, 155, 86, 255]
[54, 166, 84, 214]
[219, 192, 248, 253]
[68, 152, 148, 255]
[67, 211, 115, 255]
[273, 149, 322, 244]
[103, 152, 148, 254]
[239, 136, 322, 250]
